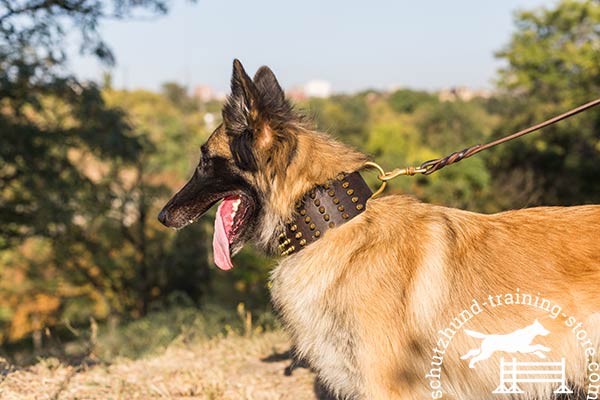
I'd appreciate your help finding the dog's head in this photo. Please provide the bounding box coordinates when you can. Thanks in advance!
[532,319,550,336]
[158,60,368,269]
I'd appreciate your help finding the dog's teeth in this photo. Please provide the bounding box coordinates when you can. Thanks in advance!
[232,199,241,212]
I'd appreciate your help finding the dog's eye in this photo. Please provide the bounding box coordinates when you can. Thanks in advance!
[198,146,210,170]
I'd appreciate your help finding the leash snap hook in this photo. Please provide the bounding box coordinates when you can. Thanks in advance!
[363,161,388,199]
[363,161,430,198]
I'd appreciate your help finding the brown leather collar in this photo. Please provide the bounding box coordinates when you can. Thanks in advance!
[278,171,372,256]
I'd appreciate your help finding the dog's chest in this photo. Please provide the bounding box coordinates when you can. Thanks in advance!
[270,258,363,398]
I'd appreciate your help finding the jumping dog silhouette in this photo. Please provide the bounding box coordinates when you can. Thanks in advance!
[461,320,551,368]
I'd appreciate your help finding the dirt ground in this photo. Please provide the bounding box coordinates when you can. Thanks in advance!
[0,331,327,400]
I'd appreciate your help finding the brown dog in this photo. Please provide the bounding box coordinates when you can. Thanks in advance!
[159,60,600,399]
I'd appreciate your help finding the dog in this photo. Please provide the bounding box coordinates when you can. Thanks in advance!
[461,319,551,368]
[158,60,600,399]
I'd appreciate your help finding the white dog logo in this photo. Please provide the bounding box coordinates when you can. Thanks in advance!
[461,320,551,368]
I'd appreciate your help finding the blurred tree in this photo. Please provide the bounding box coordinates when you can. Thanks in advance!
[364,96,496,211]
[490,0,600,207]
[0,0,174,246]
[306,95,370,147]
[161,82,199,112]
[0,0,180,342]
[102,89,211,316]
[388,89,436,114]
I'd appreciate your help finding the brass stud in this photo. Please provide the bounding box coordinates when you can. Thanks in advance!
[305,216,311,223]
[290,225,297,232]
[318,206,325,214]
[327,189,335,197]
[281,245,296,256]
[278,232,286,240]
[351,196,358,203]
[295,202,302,209]
[356,204,364,210]
[329,222,335,228]
[338,205,345,212]
[314,230,321,237]
[324,183,330,189]
[346,189,354,195]
[342,182,350,188]
[342,213,349,219]
[295,232,302,239]
[336,174,344,181]
[324,214,330,221]
[333,198,340,204]
[314,199,320,206]
[300,209,306,216]
[299,239,307,246]
[309,191,316,199]
[309,223,316,230]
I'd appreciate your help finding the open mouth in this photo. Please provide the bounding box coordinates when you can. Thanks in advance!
[212,194,254,270]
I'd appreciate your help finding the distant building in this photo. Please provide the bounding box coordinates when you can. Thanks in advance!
[304,80,332,98]
[287,80,332,100]
[287,85,307,101]
[438,86,492,102]
[193,85,226,102]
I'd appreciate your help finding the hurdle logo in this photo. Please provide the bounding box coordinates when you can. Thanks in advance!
[461,320,551,368]
[461,320,573,395]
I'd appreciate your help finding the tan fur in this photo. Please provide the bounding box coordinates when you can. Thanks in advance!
[197,77,600,398]
[255,128,600,399]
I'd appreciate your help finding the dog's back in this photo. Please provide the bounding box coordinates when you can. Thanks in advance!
[272,195,600,399]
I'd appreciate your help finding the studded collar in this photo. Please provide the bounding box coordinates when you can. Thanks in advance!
[278,171,373,256]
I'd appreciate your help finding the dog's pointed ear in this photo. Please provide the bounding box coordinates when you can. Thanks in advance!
[253,66,285,107]
[223,59,262,171]
[223,60,296,172]
[224,59,260,130]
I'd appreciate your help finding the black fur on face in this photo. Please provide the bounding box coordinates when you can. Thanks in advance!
[158,60,301,252]
[159,149,261,254]
[230,128,258,172]
[222,59,299,174]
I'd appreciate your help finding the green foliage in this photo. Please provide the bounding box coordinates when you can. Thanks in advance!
[94,303,279,360]
[0,0,189,343]
[1,0,598,360]
[491,0,600,207]
[161,82,200,113]
[305,95,370,146]
[388,89,436,114]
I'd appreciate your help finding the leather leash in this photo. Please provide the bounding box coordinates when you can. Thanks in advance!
[365,97,600,198]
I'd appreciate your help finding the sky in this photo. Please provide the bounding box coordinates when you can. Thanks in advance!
[69,0,554,94]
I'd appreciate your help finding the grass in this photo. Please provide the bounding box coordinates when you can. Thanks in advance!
[0,305,323,399]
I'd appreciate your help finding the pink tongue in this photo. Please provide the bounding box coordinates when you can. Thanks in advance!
[213,199,235,270]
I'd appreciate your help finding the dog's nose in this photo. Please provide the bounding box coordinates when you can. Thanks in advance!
[158,209,169,226]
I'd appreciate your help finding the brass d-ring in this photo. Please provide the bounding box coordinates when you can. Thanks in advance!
[362,161,388,199]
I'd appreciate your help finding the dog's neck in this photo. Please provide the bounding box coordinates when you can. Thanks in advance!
[277,170,372,256]
[255,130,371,255]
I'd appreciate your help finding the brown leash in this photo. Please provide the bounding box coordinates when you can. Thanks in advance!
[365,97,600,198]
